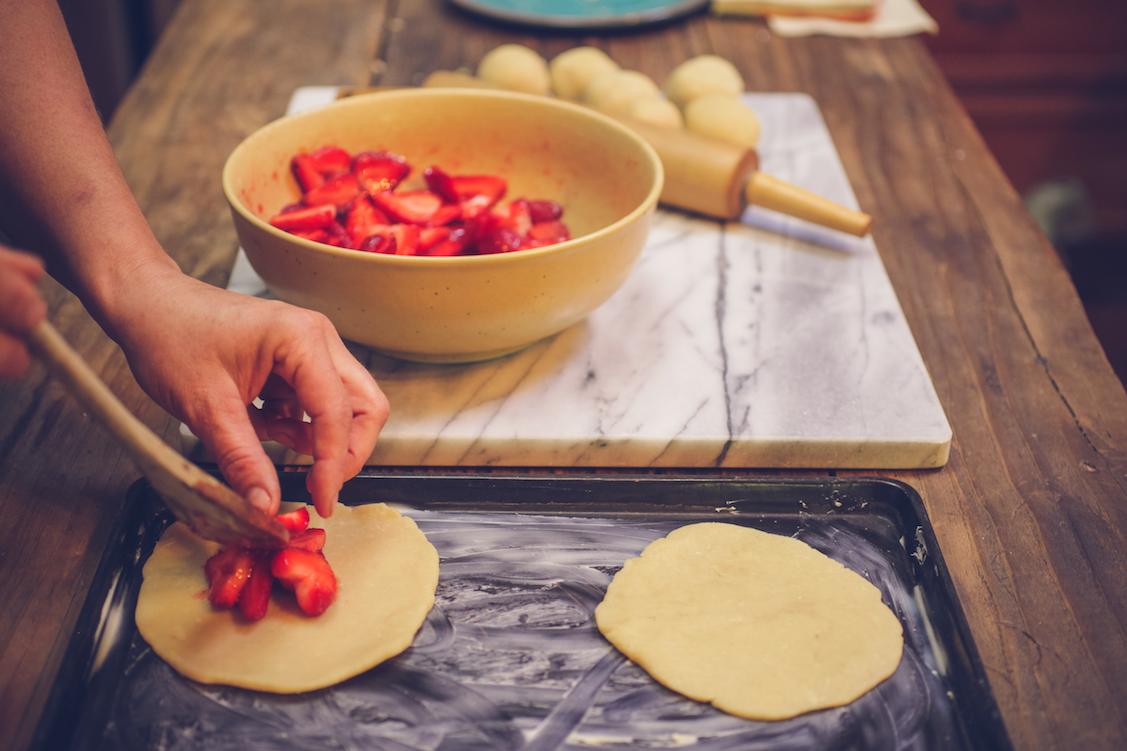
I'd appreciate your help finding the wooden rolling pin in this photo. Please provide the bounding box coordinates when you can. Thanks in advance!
[418,71,872,237]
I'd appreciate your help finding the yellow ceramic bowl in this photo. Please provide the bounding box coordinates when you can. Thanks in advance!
[223,88,663,363]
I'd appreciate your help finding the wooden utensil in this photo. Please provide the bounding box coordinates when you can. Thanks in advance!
[416,71,872,236]
[27,321,289,549]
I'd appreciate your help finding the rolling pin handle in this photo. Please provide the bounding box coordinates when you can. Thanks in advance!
[745,172,872,237]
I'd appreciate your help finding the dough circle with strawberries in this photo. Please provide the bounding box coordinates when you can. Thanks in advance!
[136,503,439,693]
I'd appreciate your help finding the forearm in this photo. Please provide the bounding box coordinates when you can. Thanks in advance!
[0,0,179,335]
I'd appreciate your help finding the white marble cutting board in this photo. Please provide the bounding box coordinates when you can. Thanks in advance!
[216,86,951,469]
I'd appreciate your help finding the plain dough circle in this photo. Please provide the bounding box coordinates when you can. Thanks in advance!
[595,522,904,721]
[684,94,762,149]
[136,503,439,693]
[549,46,619,100]
[627,97,684,129]
[583,69,660,117]
[477,44,551,96]
[665,55,745,108]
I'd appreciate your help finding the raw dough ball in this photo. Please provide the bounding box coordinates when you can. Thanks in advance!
[626,97,684,129]
[136,503,439,693]
[684,94,762,149]
[665,54,745,108]
[477,44,551,96]
[549,46,619,100]
[595,522,904,721]
[583,70,661,117]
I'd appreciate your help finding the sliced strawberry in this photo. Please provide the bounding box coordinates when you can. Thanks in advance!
[276,506,310,533]
[528,220,571,245]
[477,227,522,255]
[205,548,254,609]
[526,199,563,223]
[360,233,395,254]
[269,204,335,232]
[309,145,351,177]
[453,175,507,219]
[373,190,443,225]
[302,173,359,209]
[291,154,325,192]
[418,226,450,253]
[424,227,470,257]
[291,228,329,243]
[423,165,459,203]
[345,196,392,246]
[428,203,462,227]
[353,150,410,193]
[323,222,351,247]
[289,527,326,552]
[237,552,274,622]
[279,201,306,214]
[272,548,338,617]
[504,199,533,237]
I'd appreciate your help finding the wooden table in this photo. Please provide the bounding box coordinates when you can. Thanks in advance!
[2,1,1124,748]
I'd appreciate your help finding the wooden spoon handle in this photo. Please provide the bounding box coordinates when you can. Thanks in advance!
[26,320,173,466]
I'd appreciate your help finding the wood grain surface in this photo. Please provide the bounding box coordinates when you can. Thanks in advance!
[1,1,1124,749]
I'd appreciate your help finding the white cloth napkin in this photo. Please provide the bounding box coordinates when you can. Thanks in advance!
[766,0,938,37]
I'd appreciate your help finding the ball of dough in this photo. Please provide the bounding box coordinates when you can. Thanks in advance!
[684,94,761,149]
[477,44,551,96]
[549,46,619,100]
[583,70,660,117]
[665,55,745,108]
[626,97,684,129]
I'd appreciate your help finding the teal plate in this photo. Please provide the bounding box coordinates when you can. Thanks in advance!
[449,0,709,28]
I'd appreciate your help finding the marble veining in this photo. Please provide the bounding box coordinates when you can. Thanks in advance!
[214,87,950,469]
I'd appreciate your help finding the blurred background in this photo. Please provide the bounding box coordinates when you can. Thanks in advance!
[60,0,1127,384]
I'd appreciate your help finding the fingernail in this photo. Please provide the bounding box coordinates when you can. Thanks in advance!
[247,487,272,513]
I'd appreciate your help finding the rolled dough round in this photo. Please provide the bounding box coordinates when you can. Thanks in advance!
[595,522,904,720]
[136,503,439,693]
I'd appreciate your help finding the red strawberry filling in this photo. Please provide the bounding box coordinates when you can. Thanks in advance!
[203,506,339,621]
[268,146,571,256]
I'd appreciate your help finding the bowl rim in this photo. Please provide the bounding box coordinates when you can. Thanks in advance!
[222,88,664,266]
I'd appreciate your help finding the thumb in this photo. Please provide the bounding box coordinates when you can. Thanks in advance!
[189,396,282,516]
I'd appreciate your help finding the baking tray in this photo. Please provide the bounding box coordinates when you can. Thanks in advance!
[32,473,1010,750]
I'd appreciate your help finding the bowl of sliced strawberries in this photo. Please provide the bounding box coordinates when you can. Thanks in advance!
[223,88,662,362]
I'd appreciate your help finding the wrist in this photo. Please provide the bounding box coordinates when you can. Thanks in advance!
[87,249,184,344]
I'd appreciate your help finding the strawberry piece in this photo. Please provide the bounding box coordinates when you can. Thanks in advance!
[478,227,522,255]
[423,165,459,203]
[428,204,462,227]
[353,150,410,193]
[323,222,351,247]
[345,196,392,246]
[289,527,326,552]
[279,201,306,214]
[276,506,310,533]
[237,552,274,622]
[372,190,443,225]
[418,226,450,253]
[424,227,470,257]
[204,548,254,609]
[291,154,325,193]
[526,199,563,223]
[291,228,329,243]
[272,548,338,617]
[269,204,335,232]
[528,220,571,245]
[504,199,533,237]
[309,145,351,177]
[302,173,359,209]
[453,175,507,219]
[360,233,395,254]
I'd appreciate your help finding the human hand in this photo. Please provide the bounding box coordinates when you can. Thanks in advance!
[0,245,47,378]
[108,266,388,518]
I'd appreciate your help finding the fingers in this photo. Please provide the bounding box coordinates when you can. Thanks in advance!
[0,246,45,282]
[269,312,353,517]
[0,331,32,379]
[0,257,47,334]
[322,330,389,480]
[189,392,283,516]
